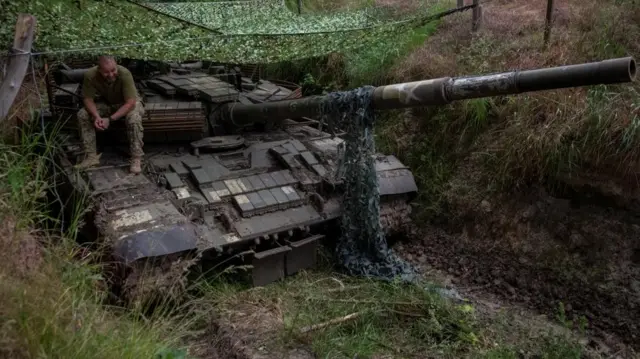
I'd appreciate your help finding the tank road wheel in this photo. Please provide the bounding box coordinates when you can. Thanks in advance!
[379,197,413,240]
[122,253,200,311]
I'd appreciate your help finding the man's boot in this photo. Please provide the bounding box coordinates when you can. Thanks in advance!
[130,156,142,174]
[75,152,101,170]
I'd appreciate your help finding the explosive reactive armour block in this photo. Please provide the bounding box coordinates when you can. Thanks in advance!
[164,172,184,189]
[251,246,292,286]
[285,234,323,276]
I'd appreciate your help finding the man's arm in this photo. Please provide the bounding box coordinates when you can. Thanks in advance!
[109,69,137,121]
[82,73,100,120]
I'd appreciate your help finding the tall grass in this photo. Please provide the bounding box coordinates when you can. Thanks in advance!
[373,0,640,220]
[0,112,201,358]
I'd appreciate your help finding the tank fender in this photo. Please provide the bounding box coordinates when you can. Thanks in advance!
[375,155,418,196]
[113,223,199,265]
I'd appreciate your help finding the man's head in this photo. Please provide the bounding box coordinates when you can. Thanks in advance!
[97,56,118,83]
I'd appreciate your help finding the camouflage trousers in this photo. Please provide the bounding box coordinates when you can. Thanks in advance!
[76,101,145,158]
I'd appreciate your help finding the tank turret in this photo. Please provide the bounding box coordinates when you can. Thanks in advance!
[220,57,636,126]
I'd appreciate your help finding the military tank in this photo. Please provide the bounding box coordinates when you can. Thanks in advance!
[44,56,636,305]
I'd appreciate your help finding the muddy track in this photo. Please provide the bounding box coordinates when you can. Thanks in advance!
[396,189,640,355]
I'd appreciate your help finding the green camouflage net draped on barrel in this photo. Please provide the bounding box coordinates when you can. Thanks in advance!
[320,86,417,281]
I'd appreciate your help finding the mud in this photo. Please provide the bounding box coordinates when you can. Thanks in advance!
[396,185,640,356]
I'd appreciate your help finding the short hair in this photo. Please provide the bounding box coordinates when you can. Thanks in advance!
[97,55,116,68]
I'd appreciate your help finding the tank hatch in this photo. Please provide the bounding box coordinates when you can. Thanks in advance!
[191,135,245,155]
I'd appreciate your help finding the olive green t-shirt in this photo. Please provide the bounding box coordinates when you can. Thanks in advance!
[81,65,138,105]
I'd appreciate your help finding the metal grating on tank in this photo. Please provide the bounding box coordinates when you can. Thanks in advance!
[87,166,153,194]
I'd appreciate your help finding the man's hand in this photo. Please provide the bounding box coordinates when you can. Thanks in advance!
[93,117,110,130]
[93,117,104,130]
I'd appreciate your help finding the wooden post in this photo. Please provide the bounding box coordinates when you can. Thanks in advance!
[0,14,37,122]
[457,0,463,7]
[297,0,302,14]
[472,0,482,32]
[543,0,554,47]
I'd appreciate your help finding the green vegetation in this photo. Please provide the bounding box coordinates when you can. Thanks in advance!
[0,118,200,358]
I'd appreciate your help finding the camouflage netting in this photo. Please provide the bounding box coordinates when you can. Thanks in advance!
[0,0,444,64]
[137,0,382,34]
[321,86,417,281]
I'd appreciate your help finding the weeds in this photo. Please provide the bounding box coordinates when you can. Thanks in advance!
[0,114,200,358]
[203,270,479,358]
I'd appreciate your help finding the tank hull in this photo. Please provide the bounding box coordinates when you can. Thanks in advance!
[55,125,417,302]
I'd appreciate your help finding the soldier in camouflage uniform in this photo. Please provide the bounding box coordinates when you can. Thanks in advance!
[76,56,145,174]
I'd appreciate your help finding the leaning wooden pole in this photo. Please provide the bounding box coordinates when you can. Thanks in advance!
[0,14,37,122]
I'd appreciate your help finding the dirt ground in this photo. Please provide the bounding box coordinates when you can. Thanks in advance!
[395,183,640,358]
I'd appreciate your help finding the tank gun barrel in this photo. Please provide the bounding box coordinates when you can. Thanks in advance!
[222,57,636,124]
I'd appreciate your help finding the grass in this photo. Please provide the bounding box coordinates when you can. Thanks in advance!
[199,268,589,359]
[0,112,203,358]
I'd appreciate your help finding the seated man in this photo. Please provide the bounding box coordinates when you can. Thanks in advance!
[76,55,145,174]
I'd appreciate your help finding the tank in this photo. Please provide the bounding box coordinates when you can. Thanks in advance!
[44,56,636,305]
